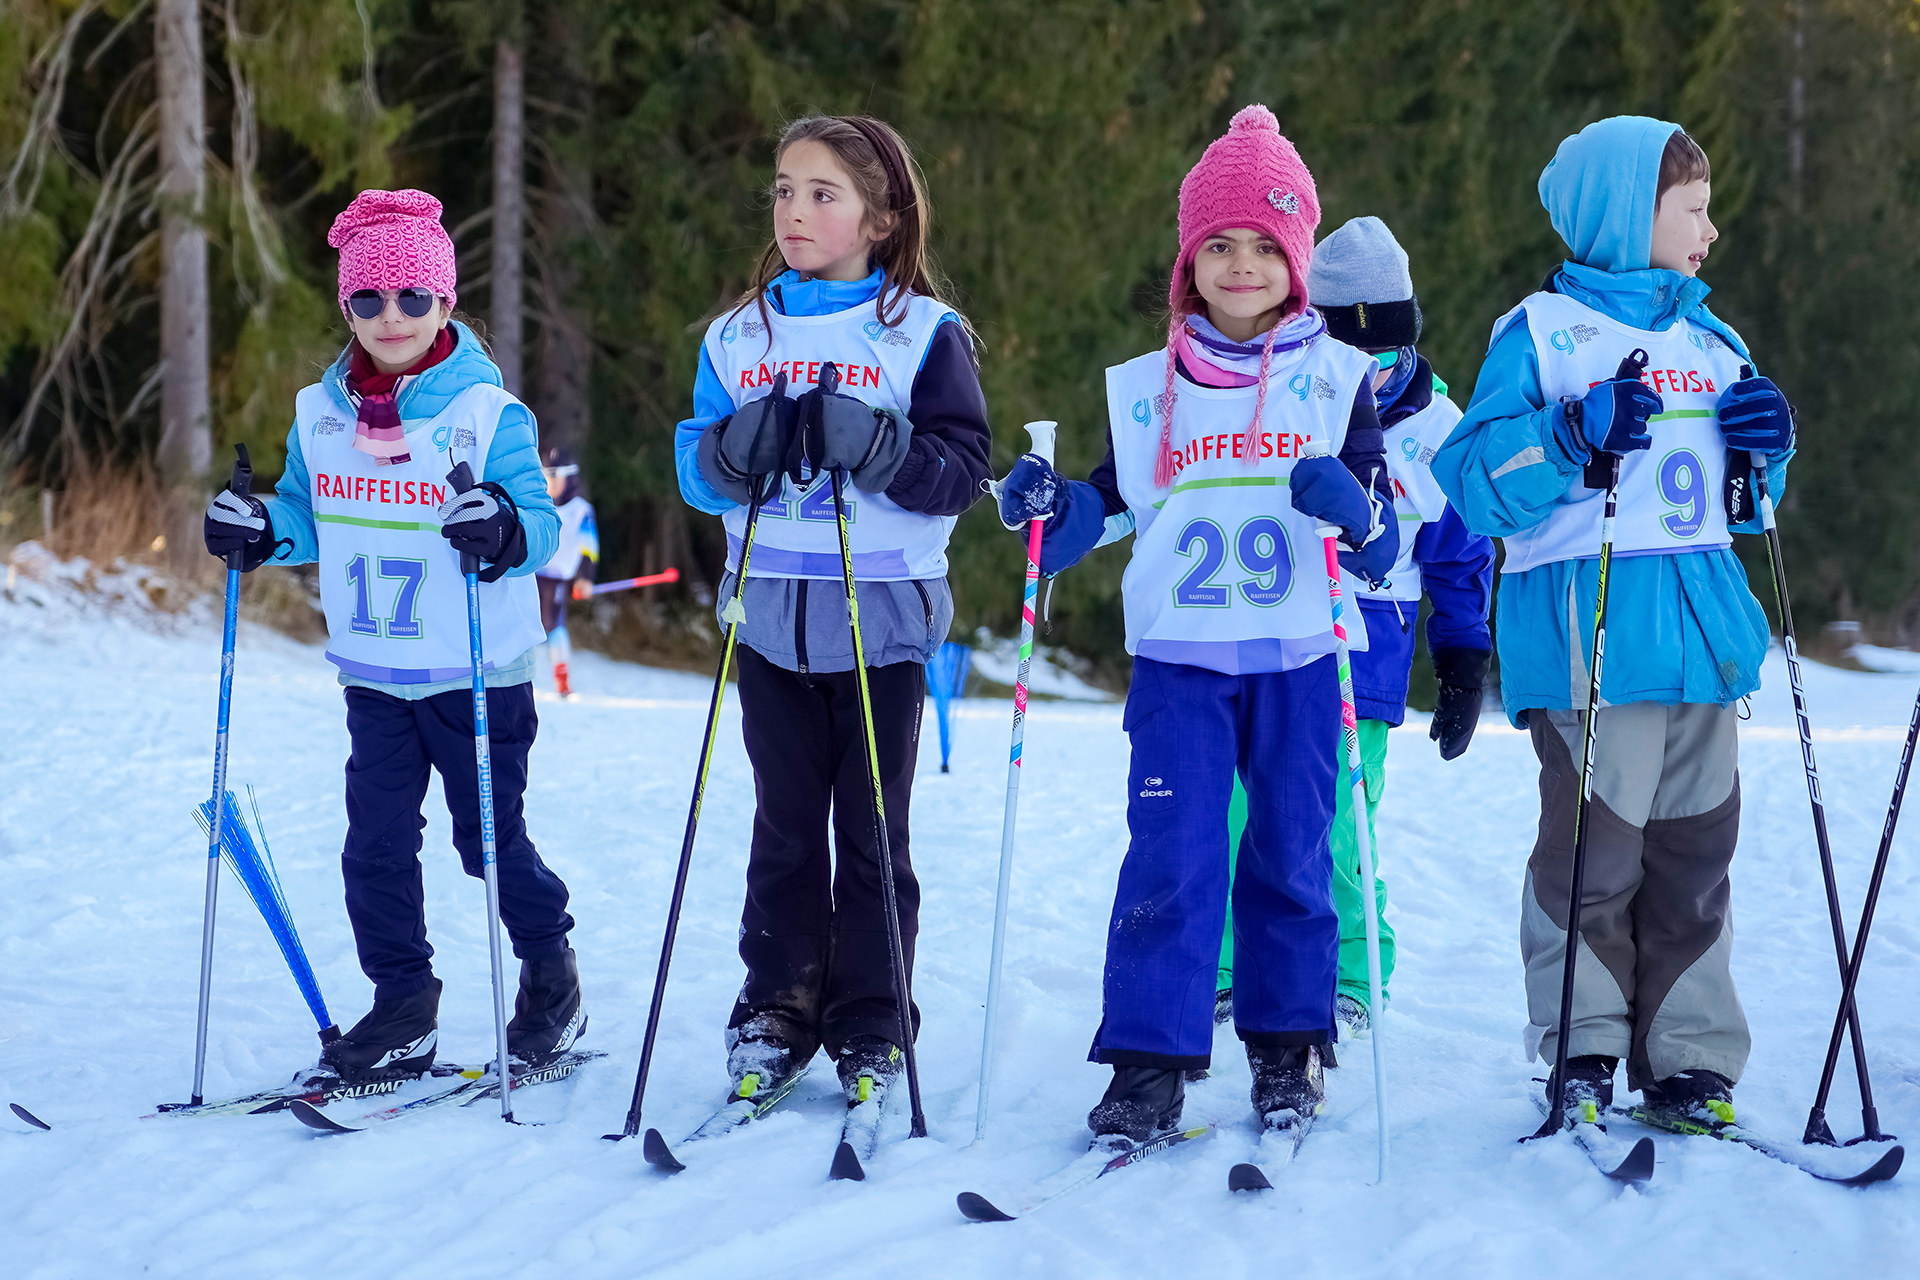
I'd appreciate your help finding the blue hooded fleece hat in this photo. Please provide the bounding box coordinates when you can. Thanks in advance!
[1538,116,1684,273]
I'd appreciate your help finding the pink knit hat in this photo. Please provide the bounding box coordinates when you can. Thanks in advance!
[1153,106,1322,487]
[327,189,458,310]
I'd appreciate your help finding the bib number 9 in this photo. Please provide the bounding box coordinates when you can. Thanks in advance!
[1657,448,1707,538]
[1172,517,1295,608]
[346,554,428,639]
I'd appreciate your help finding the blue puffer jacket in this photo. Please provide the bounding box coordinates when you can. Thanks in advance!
[263,321,558,697]
[1432,116,1793,725]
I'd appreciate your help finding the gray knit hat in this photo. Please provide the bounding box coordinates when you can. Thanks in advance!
[1309,216,1422,350]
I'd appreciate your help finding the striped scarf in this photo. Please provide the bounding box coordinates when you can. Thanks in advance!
[345,328,455,466]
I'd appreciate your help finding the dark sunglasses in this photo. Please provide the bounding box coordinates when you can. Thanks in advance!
[347,287,439,320]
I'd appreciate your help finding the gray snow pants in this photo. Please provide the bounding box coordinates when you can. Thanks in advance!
[1521,702,1751,1092]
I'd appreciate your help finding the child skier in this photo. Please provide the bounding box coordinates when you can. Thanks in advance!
[1215,216,1495,1044]
[673,116,991,1114]
[535,444,598,698]
[997,106,1398,1144]
[1433,118,1794,1121]
[202,188,584,1083]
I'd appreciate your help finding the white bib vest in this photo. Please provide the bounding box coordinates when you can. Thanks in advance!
[704,293,959,581]
[1341,388,1463,605]
[1106,334,1375,675]
[1497,291,1744,575]
[296,381,545,684]
[540,495,596,579]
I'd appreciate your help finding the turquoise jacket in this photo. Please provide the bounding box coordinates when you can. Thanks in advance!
[263,321,558,699]
[1432,116,1793,725]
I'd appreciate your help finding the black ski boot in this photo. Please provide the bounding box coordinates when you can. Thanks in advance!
[1248,1044,1325,1131]
[724,1016,808,1102]
[321,978,441,1084]
[1546,1054,1618,1125]
[1642,1068,1735,1125]
[506,947,585,1069]
[836,1035,903,1108]
[1213,988,1234,1026]
[1088,1066,1185,1145]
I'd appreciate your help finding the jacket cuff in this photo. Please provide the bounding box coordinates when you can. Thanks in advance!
[1431,646,1491,690]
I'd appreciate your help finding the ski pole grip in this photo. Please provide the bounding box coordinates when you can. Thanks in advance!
[1735,368,1766,475]
[446,462,481,577]
[229,444,253,498]
[1023,420,1058,468]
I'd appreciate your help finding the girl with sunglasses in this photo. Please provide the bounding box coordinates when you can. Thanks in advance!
[201,188,586,1086]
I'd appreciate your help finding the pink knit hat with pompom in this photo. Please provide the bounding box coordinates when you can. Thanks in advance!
[1153,106,1322,487]
[327,189,458,310]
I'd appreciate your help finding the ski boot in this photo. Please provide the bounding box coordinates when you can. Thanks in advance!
[1213,988,1234,1026]
[1641,1068,1735,1126]
[836,1036,903,1109]
[1088,1065,1185,1146]
[321,978,441,1084]
[1248,1044,1325,1133]
[724,1016,808,1104]
[506,947,585,1069]
[554,662,574,699]
[1335,994,1370,1042]
[1544,1054,1618,1126]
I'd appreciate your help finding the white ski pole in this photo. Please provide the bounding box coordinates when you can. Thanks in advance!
[974,420,1057,1141]
[1301,438,1388,1182]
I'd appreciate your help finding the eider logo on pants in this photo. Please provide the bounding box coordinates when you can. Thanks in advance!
[1138,775,1173,798]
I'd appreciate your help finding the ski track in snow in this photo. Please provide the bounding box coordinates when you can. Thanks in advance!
[4,566,1920,1278]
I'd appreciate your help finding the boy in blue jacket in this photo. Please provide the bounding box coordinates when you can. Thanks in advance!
[1433,119,1795,1122]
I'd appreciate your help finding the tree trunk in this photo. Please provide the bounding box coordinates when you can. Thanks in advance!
[154,0,209,487]
[531,6,594,457]
[492,38,525,396]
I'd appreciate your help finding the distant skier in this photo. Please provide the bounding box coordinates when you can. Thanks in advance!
[1213,217,1495,1045]
[674,115,990,1126]
[996,107,1397,1147]
[535,445,598,699]
[1434,119,1795,1124]
[201,188,585,1085]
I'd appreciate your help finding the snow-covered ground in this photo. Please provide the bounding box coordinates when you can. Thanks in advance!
[5,552,1920,1278]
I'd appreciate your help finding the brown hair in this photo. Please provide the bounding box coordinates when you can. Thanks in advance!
[730,115,972,346]
[1657,131,1712,207]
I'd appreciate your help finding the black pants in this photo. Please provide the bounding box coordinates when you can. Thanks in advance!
[341,683,575,1000]
[730,645,924,1060]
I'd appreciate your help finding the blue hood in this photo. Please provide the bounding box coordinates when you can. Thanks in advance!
[1539,116,1682,273]
[321,320,504,425]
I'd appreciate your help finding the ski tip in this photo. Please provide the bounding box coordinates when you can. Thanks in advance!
[641,1128,686,1173]
[288,1099,357,1134]
[10,1103,50,1131]
[828,1141,867,1182]
[1610,1136,1657,1187]
[956,1191,1015,1222]
[1227,1162,1272,1192]
[1834,1144,1903,1187]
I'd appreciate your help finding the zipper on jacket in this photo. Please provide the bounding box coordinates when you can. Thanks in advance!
[912,580,936,641]
[794,579,810,682]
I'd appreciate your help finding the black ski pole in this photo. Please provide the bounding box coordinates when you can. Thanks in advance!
[820,364,927,1140]
[1528,349,1644,1141]
[605,436,782,1142]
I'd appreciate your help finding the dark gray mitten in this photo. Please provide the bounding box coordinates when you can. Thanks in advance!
[697,372,799,504]
[1428,647,1491,761]
[802,362,912,494]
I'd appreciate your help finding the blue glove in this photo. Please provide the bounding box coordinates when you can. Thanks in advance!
[1717,375,1793,453]
[1290,456,1397,587]
[1578,374,1661,455]
[997,453,1064,529]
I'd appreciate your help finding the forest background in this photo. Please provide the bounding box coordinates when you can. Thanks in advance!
[4,0,1918,693]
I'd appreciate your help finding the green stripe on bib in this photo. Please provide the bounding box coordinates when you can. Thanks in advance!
[317,513,442,532]
[1151,474,1292,510]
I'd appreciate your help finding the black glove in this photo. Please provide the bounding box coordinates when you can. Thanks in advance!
[204,488,275,573]
[698,372,800,505]
[1428,647,1490,760]
[437,481,526,583]
[797,362,912,493]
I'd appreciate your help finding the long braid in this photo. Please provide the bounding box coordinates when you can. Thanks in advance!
[1152,313,1183,488]
[1241,320,1281,467]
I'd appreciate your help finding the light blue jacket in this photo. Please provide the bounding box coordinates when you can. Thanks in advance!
[1433,116,1793,725]
[263,321,558,698]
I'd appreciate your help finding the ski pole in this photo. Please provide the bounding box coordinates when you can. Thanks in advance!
[1530,348,1646,1142]
[604,479,772,1141]
[591,567,680,596]
[188,444,254,1107]
[820,365,927,1139]
[1300,438,1389,1182]
[447,461,517,1123]
[974,419,1057,1142]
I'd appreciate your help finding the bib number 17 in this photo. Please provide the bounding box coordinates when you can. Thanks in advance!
[346,555,428,639]
[1172,516,1294,607]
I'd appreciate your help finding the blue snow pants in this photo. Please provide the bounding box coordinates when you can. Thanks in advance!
[1090,655,1340,1069]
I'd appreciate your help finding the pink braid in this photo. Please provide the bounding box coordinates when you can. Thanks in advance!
[1240,321,1280,467]
[1152,313,1183,488]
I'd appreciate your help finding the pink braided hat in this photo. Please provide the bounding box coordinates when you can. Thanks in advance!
[1154,106,1322,487]
[327,189,458,310]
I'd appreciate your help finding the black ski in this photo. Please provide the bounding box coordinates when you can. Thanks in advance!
[957,1125,1213,1222]
[829,1087,887,1182]
[642,1065,813,1174]
[1228,1107,1319,1192]
[1532,1095,1656,1188]
[289,1050,603,1134]
[1613,1104,1902,1187]
[11,1102,51,1130]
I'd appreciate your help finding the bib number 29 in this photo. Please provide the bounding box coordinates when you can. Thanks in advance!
[346,555,427,639]
[1172,517,1294,607]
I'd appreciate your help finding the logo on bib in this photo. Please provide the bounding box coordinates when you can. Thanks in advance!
[315,415,349,436]
[742,320,767,341]
[862,319,912,347]
[451,427,477,449]
[1687,330,1727,354]
[1401,438,1420,461]
[1132,398,1152,426]
[721,322,738,344]
[1551,324,1601,354]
